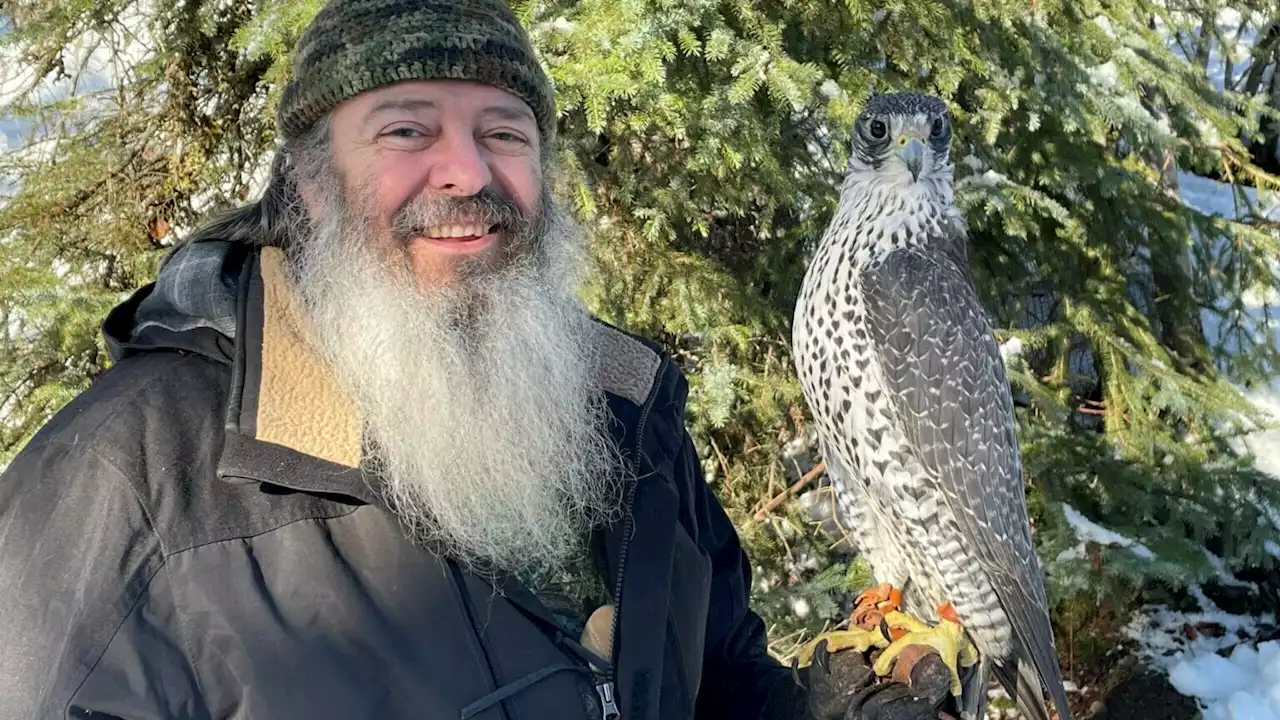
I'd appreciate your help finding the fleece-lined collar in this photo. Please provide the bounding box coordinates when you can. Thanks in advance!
[236,247,363,467]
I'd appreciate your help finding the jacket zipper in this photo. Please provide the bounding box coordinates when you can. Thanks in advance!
[595,366,658,720]
[595,680,620,720]
[595,472,635,720]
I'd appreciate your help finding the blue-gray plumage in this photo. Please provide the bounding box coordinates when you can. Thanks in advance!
[792,91,1071,720]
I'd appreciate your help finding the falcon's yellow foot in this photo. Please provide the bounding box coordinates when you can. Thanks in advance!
[871,605,980,698]
[791,625,891,668]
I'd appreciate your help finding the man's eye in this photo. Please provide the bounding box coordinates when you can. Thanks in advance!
[379,125,432,149]
[487,131,528,145]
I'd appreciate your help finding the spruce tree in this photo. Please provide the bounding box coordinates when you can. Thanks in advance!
[1,0,276,454]
[3,0,1279,679]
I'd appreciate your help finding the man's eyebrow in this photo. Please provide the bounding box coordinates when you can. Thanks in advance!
[480,104,536,125]
[362,98,438,127]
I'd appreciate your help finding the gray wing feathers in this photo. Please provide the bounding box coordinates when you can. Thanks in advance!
[993,655,1053,720]
[860,248,1069,720]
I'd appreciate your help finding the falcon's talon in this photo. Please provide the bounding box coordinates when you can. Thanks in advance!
[792,626,891,668]
[878,616,910,643]
[813,639,831,673]
[871,610,979,698]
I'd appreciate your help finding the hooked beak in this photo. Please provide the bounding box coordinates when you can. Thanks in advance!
[900,137,925,181]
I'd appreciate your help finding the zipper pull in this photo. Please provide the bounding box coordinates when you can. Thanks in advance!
[596,680,620,720]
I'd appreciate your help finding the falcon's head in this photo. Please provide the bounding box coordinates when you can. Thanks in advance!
[846,91,953,194]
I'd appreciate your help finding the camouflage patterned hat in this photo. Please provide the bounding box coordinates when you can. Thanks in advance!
[275,0,556,150]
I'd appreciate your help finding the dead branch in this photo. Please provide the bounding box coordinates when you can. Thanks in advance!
[754,461,826,521]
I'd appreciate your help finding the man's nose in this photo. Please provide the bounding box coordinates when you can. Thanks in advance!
[425,132,491,197]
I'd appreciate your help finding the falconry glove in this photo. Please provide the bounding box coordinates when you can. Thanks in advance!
[803,637,956,720]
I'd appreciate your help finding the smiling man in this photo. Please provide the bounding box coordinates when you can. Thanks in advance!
[0,1,951,719]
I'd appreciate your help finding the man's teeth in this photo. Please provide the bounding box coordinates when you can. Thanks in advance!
[425,223,493,239]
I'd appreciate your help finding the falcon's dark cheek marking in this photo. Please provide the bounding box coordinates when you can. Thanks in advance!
[855,145,890,169]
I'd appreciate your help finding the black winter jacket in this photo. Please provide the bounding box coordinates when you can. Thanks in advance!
[0,242,798,720]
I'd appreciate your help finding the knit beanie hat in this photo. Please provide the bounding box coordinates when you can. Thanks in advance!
[275,0,556,151]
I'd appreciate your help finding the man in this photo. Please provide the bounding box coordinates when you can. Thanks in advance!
[0,1,951,718]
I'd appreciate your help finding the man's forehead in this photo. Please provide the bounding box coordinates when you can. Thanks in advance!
[356,81,536,123]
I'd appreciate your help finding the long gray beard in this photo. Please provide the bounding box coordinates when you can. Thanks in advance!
[284,176,623,580]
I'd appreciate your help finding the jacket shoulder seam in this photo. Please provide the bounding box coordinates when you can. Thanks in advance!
[87,443,170,556]
[63,456,167,715]
[66,559,169,716]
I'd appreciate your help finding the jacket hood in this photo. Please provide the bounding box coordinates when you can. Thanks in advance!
[103,239,250,365]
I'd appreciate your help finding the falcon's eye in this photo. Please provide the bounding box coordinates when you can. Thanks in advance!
[869,120,888,139]
[930,117,946,138]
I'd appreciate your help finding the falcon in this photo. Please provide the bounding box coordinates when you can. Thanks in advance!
[790,91,1071,720]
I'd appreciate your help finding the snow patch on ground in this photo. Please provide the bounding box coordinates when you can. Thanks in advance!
[1126,601,1275,673]
[1127,582,1279,719]
[1179,171,1280,225]
[1169,641,1280,719]
[1119,193,1280,711]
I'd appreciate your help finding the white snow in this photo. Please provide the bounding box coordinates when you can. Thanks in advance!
[1203,547,1256,590]
[1179,171,1280,486]
[529,16,575,39]
[1057,503,1156,561]
[998,337,1024,364]
[1179,170,1280,578]
[790,597,811,619]
[1127,564,1279,719]
[1179,171,1280,224]
[956,169,1009,190]
[1169,641,1280,719]
[1125,599,1275,673]
[1093,15,1117,39]
[1,2,157,208]
[1084,55,1174,139]
[818,79,843,100]
[235,4,282,59]
[1,2,154,113]
[1089,61,1121,87]
[1154,8,1272,94]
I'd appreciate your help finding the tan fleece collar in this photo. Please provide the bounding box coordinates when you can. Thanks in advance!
[247,246,663,470]
[255,246,363,468]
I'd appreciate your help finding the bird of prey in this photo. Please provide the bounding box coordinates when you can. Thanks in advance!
[790,91,1071,720]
